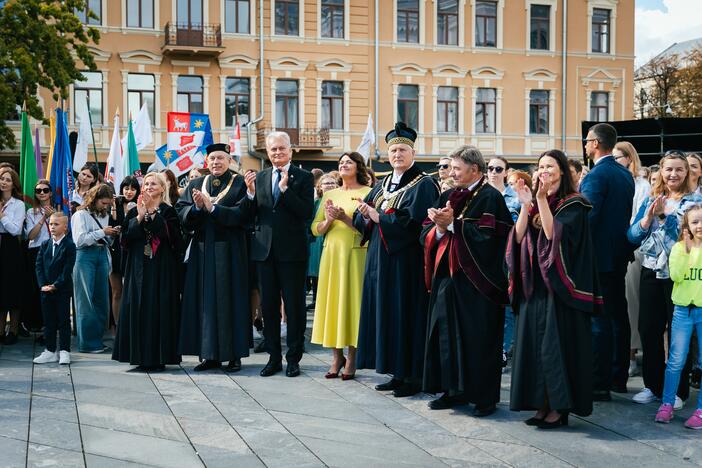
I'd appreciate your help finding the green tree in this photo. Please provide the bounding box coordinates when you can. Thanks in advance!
[0,0,100,149]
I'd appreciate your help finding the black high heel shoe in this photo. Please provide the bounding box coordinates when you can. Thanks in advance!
[537,411,569,429]
[524,416,545,426]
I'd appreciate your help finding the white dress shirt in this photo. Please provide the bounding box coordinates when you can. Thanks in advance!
[71,209,110,248]
[25,208,51,249]
[0,197,25,236]
[52,234,66,256]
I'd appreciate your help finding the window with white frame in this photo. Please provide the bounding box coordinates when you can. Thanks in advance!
[276,80,299,129]
[397,0,419,44]
[321,81,343,129]
[397,84,419,130]
[127,73,155,123]
[529,90,549,134]
[530,4,550,50]
[225,77,250,126]
[224,0,250,34]
[437,86,458,133]
[590,91,609,122]
[591,8,610,53]
[276,0,300,36]
[437,0,458,46]
[475,88,496,134]
[76,0,102,25]
[126,0,153,28]
[74,71,103,125]
[475,0,497,47]
[321,0,344,39]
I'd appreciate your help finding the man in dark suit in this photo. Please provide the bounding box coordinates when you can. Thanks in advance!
[581,123,635,400]
[33,212,76,365]
[243,131,314,377]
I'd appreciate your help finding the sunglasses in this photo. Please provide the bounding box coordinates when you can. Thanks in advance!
[436,164,449,170]
[487,166,505,174]
[35,187,51,194]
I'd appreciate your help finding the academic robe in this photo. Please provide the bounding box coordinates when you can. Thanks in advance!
[176,170,252,362]
[421,180,513,407]
[354,164,440,382]
[506,194,601,417]
[112,204,182,366]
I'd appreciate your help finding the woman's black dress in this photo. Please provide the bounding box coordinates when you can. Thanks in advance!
[112,204,182,367]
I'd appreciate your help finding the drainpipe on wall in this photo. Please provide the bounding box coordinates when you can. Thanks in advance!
[561,0,568,153]
[246,0,266,168]
[374,0,379,166]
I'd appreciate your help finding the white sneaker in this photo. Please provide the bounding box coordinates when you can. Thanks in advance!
[633,388,658,404]
[280,321,287,338]
[674,395,685,410]
[252,326,262,340]
[33,350,58,364]
[59,351,71,365]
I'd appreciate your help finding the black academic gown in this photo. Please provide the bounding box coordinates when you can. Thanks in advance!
[176,170,252,362]
[354,164,440,382]
[112,203,182,367]
[506,195,600,417]
[421,181,513,407]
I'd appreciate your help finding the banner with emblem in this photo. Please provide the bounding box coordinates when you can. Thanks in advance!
[165,112,214,176]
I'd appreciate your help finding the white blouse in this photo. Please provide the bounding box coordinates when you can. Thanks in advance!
[24,208,51,249]
[0,197,26,236]
[71,209,111,249]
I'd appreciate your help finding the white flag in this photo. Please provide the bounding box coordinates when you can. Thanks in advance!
[73,98,93,172]
[105,113,124,190]
[121,103,153,151]
[356,113,375,164]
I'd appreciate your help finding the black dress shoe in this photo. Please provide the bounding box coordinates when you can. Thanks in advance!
[428,394,466,410]
[592,390,612,401]
[473,404,497,417]
[537,412,569,429]
[224,358,242,373]
[392,383,420,398]
[194,360,221,372]
[260,361,282,377]
[286,362,301,377]
[375,378,402,391]
[524,416,545,426]
[253,339,267,354]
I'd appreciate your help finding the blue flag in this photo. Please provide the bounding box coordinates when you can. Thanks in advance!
[49,109,75,214]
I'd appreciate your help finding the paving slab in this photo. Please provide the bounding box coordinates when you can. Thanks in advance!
[26,443,84,468]
[0,434,28,468]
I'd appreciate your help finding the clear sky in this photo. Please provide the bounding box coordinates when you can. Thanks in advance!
[635,0,701,67]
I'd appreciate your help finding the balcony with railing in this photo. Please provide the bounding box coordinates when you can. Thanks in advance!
[162,22,225,56]
[255,127,332,151]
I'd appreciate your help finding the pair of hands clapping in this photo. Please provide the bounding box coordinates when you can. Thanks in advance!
[357,200,380,223]
[514,171,554,206]
[427,202,454,233]
[243,168,290,196]
[191,188,213,212]
[325,199,348,222]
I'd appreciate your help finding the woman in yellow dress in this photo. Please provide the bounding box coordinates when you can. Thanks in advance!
[311,152,372,380]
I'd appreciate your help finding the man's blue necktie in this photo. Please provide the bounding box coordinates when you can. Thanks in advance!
[273,169,281,203]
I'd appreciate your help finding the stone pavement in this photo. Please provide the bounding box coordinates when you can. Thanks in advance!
[1,328,702,468]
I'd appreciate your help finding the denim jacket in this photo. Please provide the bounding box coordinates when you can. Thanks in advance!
[627,193,702,279]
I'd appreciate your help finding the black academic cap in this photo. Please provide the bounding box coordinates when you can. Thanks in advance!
[206,143,231,155]
[385,122,417,148]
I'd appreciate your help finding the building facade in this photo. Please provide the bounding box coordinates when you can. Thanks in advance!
[7,0,635,169]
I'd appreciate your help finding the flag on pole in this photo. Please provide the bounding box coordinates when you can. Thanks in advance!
[19,111,38,207]
[34,127,43,178]
[165,112,213,176]
[45,112,56,179]
[132,103,153,150]
[123,118,142,181]
[49,109,74,214]
[356,113,375,164]
[73,97,92,172]
[229,123,242,162]
[105,111,124,190]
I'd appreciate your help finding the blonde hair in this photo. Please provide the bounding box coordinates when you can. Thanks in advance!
[614,141,642,178]
[678,204,702,241]
[143,172,171,205]
[652,154,690,197]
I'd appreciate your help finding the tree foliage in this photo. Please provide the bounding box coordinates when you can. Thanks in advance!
[635,48,702,119]
[0,0,99,149]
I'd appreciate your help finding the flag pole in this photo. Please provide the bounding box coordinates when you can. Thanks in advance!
[85,94,100,174]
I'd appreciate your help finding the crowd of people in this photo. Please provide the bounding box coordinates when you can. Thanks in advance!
[2,120,702,430]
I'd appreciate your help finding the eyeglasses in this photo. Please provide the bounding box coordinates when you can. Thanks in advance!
[614,155,628,161]
[436,164,449,170]
[584,138,599,143]
[487,166,505,174]
[35,187,51,194]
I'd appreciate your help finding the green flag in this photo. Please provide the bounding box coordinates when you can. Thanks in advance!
[19,111,38,207]
[123,119,141,179]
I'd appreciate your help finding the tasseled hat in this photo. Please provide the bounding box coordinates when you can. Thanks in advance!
[385,122,417,148]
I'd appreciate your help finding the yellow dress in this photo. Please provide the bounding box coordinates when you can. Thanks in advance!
[311,186,372,348]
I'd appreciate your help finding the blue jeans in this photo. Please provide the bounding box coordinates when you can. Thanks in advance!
[73,246,110,352]
[662,305,702,409]
[503,306,514,354]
